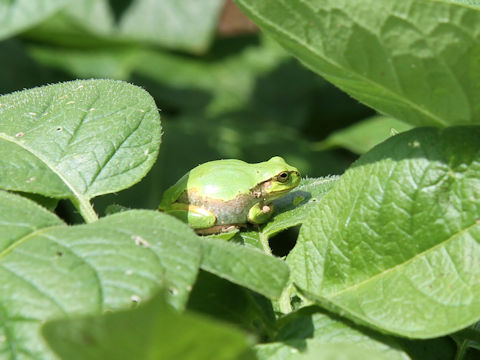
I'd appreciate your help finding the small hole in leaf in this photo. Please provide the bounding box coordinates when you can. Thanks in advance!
[269,226,300,257]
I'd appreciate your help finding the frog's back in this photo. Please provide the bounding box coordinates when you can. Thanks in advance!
[187,159,259,201]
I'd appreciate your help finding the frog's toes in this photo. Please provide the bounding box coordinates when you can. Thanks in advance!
[196,224,240,235]
[261,205,272,213]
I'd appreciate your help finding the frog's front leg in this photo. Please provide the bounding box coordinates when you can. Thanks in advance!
[164,203,216,229]
[247,202,274,224]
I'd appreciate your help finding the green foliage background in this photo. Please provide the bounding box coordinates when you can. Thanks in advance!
[1,0,480,359]
[1,0,368,222]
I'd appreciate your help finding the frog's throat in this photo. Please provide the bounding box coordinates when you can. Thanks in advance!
[264,188,293,201]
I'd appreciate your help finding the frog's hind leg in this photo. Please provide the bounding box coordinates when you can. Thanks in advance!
[164,203,216,229]
[195,224,243,235]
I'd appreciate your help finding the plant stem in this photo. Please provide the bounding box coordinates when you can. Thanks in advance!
[453,324,480,360]
[72,197,98,223]
[454,343,468,360]
[278,283,294,314]
[259,232,272,255]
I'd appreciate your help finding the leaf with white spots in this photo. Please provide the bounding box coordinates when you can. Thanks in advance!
[0,79,161,222]
[0,191,201,359]
[287,126,480,338]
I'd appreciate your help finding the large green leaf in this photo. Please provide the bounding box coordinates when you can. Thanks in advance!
[0,191,201,358]
[200,237,289,299]
[287,126,480,338]
[0,0,68,40]
[43,292,254,360]
[236,0,480,127]
[0,79,161,221]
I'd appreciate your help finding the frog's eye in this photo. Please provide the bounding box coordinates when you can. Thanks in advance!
[276,172,290,183]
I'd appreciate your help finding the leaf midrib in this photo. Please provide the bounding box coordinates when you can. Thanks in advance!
[238,0,449,127]
[324,220,479,299]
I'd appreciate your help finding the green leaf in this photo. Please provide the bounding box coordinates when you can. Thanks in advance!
[256,343,394,360]
[235,0,480,127]
[446,1,480,6]
[200,237,290,299]
[291,344,396,360]
[0,79,161,222]
[118,0,226,53]
[63,0,115,35]
[42,292,254,360]
[188,270,276,337]
[255,306,408,360]
[28,0,226,53]
[0,0,68,40]
[0,192,201,358]
[0,190,64,251]
[262,177,339,238]
[287,126,480,338]
[315,116,413,154]
[89,211,201,309]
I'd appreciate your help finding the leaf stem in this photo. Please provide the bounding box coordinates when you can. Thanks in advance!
[72,197,98,223]
[278,283,294,314]
[259,232,272,255]
[453,324,480,360]
[454,343,468,360]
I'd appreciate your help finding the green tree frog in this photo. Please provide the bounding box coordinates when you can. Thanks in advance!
[159,156,301,234]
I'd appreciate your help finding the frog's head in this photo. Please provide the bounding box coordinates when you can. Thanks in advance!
[260,156,301,201]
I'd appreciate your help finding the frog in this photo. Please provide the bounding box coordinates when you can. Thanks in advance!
[158,156,301,234]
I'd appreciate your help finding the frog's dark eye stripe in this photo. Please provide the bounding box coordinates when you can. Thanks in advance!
[276,172,290,183]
